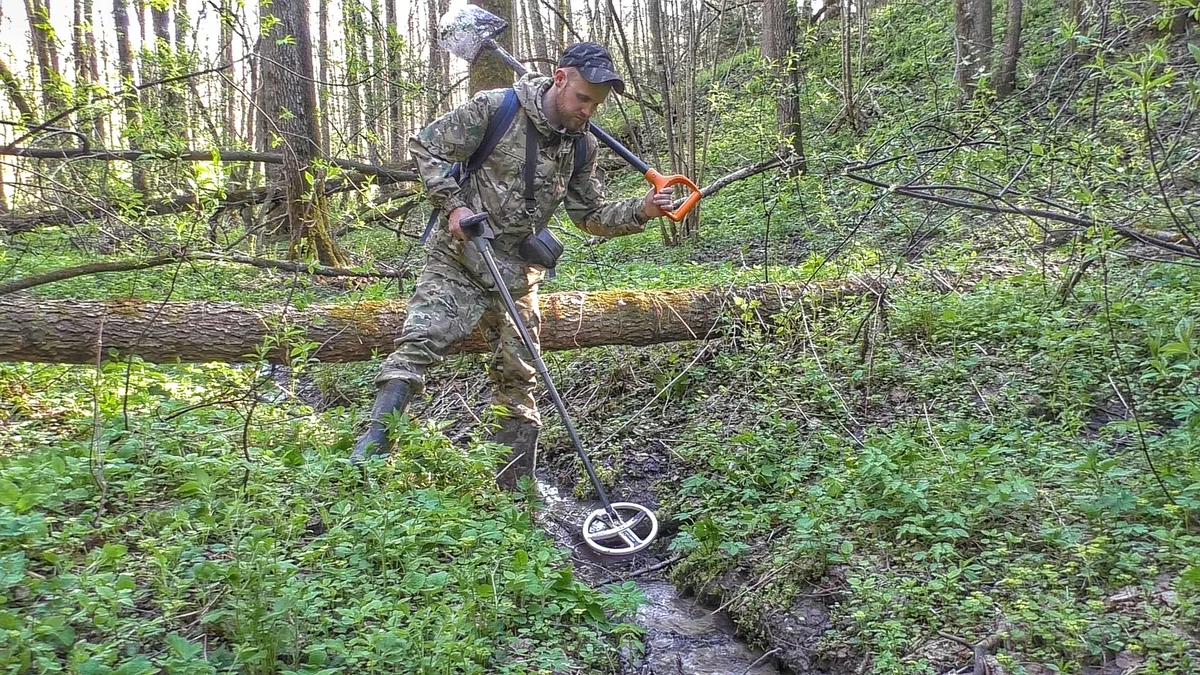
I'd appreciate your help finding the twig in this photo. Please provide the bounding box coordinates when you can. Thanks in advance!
[923,402,948,460]
[614,554,684,581]
[740,647,781,675]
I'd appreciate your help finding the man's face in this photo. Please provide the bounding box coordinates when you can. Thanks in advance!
[552,68,610,132]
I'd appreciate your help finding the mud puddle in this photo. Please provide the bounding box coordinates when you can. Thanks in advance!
[535,479,783,675]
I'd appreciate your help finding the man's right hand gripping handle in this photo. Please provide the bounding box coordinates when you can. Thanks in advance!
[448,206,474,241]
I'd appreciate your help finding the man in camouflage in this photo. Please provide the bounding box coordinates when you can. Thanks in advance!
[351,42,674,489]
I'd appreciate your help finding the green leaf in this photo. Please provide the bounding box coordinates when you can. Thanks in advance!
[113,657,154,675]
[100,543,128,562]
[0,479,19,506]
[167,633,205,660]
[1180,565,1200,590]
[0,552,25,589]
[78,659,114,675]
[1189,42,1200,66]
[425,571,449,590]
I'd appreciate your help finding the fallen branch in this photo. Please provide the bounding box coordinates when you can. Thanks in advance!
[0,252,411,296]
[2,146,417,184]
[0,277,879,364]
[695,155,788,200]
[842,168,1200,260]
[614,554,684,581]
[1,174,384,234]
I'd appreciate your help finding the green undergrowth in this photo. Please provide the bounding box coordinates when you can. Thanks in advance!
[586,260,1200,673]
[0,361,641,674]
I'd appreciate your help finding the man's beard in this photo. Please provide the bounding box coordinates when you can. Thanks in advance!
[551,93,584,132]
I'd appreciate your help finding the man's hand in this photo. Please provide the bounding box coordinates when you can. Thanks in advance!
[640,187,675,221]
[448,207,474,240]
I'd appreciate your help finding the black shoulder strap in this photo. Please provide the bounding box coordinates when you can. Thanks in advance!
[466,88,520,175]
[572,134,589,178]
[524,117,539,214]
[420,88,520,244]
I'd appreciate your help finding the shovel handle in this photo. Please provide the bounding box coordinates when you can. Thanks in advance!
[645,169,702,223]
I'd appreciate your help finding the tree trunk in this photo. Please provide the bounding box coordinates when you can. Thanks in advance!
[956,0,993,99]
[470,0,515,93]
[113,0,147,193]
[367,0,385,164]
[427,0,444,120]
[317,0,330,156]
[996,0,1022,97]
[647,0,687,245]
[386,0,404,161]
[1066,0,1082,56]
[0,57,37,124]
[954,0,975,98]
[343,1,365,157]
[972,0,994,82]
[0,279,878,364]
[26,0,62,114]
[840,0,856,129]
[258,0,351,267]
[762,0,807,172]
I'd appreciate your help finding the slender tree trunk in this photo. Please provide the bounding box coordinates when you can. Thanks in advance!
[135,0,147,44]
[113,0,147,193]
[427,0,444,120]
[26,0,62,113]
[973,0,994,81]
[367,0,385,164]
[386,0,404,161]
[1066,0,1082,56]
[762,0,806,171]
[954,0,975,99]
[647,0,682,244]
[470,0,515,93]
[317,0,330,156]
[525,0,549,62]
[996,0,1022,97]
[440,0,451,97]
[259,0,350,267]
[840,0,857,128]
[956,0,993,98]
[0,57,37,124]
[344,1,365,158]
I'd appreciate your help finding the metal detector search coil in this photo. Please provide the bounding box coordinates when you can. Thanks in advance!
[460,212,659,556]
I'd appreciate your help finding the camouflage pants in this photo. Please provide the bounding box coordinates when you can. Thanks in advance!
[377,253,542,425]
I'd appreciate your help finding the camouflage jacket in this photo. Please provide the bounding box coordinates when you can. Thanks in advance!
[409,73,648,292]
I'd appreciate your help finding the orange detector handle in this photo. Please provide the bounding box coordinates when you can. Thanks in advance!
[645,168,703,223]
[587,121,704,222]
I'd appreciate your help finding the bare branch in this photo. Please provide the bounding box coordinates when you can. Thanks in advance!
[0,252,411,296]
[0,146,417,183]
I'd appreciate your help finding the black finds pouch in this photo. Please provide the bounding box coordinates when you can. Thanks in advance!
[518,117,564,274]
[519,227,564,270]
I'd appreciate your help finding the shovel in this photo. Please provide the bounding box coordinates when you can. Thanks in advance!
[460,212,659,556]
[439,3,703,224]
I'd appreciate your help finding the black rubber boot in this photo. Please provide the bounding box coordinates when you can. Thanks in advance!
[350,380,414,464]
[494,418,540,491]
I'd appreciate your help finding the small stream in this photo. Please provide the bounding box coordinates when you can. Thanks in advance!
[536,480,784,675]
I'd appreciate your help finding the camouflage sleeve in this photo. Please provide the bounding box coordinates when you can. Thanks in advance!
[564,135,650,238]
[408,91,497,214]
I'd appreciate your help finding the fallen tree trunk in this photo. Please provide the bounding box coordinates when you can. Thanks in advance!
[2,147,418,184]
[0,277,880,364]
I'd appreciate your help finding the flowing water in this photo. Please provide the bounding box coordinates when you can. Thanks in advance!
[536,480,784,675]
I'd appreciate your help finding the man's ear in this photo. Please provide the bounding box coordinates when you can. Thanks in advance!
[553,68,568,86]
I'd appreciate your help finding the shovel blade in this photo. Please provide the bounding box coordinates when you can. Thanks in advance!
[439,3,509,62]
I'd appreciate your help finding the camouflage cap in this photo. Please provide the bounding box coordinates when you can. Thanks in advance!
[558,42,625,94]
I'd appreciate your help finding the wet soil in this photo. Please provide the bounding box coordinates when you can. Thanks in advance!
[533,479,786,675]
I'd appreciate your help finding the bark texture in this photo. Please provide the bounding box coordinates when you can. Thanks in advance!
[0,279,879,364]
